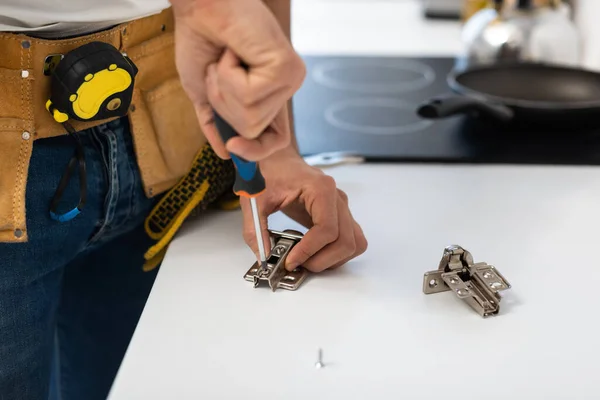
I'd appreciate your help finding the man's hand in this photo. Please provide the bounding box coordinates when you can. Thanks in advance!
[240,147,368,272]
[170,0,306,161]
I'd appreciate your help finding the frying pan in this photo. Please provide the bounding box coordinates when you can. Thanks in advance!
[417,63,600,126]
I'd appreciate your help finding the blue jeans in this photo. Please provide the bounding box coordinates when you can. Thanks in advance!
[0,117,160,400]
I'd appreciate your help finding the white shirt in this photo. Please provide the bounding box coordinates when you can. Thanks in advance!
[0,0,171,38]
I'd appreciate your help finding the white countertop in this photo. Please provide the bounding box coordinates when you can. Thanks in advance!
[110,164,600,400]
[109,2,600,399]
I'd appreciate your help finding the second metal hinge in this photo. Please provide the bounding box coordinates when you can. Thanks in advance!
[244,229,309,291]
[423,245,511,317]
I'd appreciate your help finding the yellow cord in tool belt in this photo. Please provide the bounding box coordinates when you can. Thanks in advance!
[143,143,237,271]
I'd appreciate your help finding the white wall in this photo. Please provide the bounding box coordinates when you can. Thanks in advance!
[573,0,600,70]
[291,0,600,71]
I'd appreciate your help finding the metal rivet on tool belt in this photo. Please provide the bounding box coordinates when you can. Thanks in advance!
[14,229,23,238]
[21,70,29,79]
[21,131,30,140]
[21,40,30,49]
[422,245,511,317]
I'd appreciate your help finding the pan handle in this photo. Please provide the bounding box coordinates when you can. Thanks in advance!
[417,95,514,122]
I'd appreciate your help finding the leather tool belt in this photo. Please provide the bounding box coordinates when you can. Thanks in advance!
[0,8,218,243]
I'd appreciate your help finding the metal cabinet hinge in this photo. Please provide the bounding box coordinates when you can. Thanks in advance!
[423,245,511,317]
[244,229,309,292]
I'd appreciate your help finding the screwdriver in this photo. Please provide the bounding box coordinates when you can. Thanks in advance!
[213,110,268,273]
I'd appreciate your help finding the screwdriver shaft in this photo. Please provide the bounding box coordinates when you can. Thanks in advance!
[250,197,268,271]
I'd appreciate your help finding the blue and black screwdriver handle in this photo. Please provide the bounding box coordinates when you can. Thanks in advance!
[212,112,266,199]
[211,60,266,199]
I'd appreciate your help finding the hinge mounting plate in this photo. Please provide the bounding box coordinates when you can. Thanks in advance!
[244,229,308,291]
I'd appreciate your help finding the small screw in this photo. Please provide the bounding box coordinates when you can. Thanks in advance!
[272,245,286,256]
[483,272,494,279]
[315,348,324,369]
[449,277,459,284]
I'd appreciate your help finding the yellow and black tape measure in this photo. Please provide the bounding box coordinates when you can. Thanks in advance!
[46,42,138,224]
[46,42,138,123]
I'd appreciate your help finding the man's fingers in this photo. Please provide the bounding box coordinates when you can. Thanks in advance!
[225,108,290,160]
[329,222,368,270]
[301,196,357,273]
[172,0,305,163]
[217,86,290,140]
[326,197,368,270]
[226,129,288,161]
[210,47,299,140]
[219,47,243,72]
[194,104,229,159]
[212,68,292,140]
[206,60,291,158]
[218,48,288,108]
[352,221,368,258]
[284,176,339,270]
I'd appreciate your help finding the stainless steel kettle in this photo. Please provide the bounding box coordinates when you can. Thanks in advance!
[459,0,581,69]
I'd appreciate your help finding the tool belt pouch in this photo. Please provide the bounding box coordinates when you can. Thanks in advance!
[0,9,210,242]
[0,60,35,241]
[0,118,31,242]
[126,30,208,198]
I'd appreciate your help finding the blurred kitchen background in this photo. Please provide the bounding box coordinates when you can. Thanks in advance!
[289,0,600,166]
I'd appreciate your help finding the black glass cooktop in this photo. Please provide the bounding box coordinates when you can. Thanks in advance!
[292,56,600,165]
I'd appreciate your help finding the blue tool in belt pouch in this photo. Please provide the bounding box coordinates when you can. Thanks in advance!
[45,42,138,222]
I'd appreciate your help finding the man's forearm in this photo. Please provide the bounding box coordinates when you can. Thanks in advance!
[262,0,299,151]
